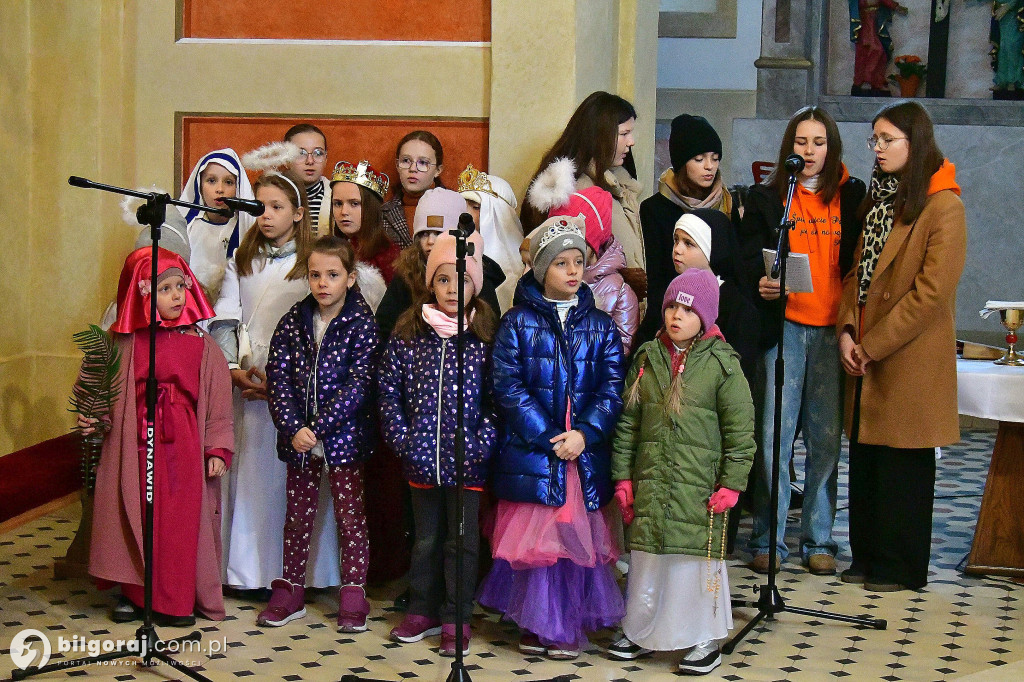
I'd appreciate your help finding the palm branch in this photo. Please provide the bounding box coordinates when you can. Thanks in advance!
[68,325,123,493]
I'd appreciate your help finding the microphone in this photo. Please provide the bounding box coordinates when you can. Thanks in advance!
[783,154,806,174]
[457,212,476,237]
[217,196,265,216]
[455,213,476,257]
[68,176,91,188]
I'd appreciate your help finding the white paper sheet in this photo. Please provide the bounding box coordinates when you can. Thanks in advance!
[762,248,813,294]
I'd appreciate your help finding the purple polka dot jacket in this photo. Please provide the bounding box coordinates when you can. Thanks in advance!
[267,290,381,467]
[378,326,497,488]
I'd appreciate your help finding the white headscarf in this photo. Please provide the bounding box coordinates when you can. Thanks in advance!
[178,148,256,257]
[461,174,524,313]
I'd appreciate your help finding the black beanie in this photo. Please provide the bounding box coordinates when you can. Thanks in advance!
[669,115,723,172]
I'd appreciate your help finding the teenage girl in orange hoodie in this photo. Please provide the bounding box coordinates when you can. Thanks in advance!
[837,101,965,592]
[738,106,866,577]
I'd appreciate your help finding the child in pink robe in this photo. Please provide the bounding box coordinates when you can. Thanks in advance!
[87,246,234,623]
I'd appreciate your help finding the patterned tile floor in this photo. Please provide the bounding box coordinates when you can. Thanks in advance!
[2,428,1022,681]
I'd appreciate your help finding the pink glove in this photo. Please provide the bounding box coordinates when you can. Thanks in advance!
[707,487,740,513]
[614,480,635,525]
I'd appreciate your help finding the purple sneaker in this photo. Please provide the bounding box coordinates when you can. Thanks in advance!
[389,614,442,643]
[439,623,471,657]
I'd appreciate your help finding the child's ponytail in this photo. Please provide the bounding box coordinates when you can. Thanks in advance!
[624,353,647,408]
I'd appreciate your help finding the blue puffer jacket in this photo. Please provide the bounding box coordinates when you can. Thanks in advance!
[267,291,380,467]
[490,275,625,510]
[378,325,496,487]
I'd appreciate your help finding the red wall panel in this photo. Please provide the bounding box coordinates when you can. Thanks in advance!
[181,0,490,42]
[179,115,489,200]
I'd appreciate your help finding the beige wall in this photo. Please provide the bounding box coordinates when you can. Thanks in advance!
[0,0,657,454]
[0,1,134,454]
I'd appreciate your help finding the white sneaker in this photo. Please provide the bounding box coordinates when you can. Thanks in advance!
[606,632,653,660]
[677,640,721,675]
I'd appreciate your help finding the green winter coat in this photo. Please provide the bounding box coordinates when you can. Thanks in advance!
[610,334,755,559]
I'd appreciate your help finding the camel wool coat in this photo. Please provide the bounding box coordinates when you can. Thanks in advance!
[837,186,966,449]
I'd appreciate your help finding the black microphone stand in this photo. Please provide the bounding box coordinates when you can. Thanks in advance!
[723,165,886,655]
[447,213,475,682]
[12,177,235,681]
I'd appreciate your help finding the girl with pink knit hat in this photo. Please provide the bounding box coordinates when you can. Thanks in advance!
[379,230,498,657]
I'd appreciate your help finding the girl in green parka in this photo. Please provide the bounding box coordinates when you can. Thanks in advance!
[608,268,755,675]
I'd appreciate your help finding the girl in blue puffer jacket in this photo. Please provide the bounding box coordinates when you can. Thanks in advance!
[379,230,498,657]
[261,236,381,633]
[478,216,626,660]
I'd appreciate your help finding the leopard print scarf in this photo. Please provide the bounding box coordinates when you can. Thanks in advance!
[857,169,900,304]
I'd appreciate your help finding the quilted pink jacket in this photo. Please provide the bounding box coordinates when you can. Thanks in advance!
[584,237,639,354]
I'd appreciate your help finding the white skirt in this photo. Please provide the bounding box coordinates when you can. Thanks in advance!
[220,395,341,589]
[622,551,732,651]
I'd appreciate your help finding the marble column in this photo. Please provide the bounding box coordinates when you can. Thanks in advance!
[754,0,827,118]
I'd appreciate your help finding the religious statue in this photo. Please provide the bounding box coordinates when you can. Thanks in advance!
[991,0,1024,98]
[849,0,910,96]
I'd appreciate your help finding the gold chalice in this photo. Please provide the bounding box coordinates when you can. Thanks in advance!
[995,308,1024,366]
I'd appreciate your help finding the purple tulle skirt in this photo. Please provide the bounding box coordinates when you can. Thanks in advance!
[477,557,625,648]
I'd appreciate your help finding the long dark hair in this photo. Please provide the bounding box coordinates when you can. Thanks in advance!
[859,101,944,224]
[331,183,390,262]
[521,91,637,231]
[766,106,844,205]
[392,290,497,343]
[392,130,446,202]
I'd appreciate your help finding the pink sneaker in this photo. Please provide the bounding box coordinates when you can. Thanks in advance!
[337,585,370,633]
[257,579,306,627]
[389,614,442,643]
[439,623,471,657]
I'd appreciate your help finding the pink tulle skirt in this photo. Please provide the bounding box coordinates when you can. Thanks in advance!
[490,462,619,570]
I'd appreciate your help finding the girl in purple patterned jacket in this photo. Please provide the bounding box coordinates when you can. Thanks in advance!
[259,235,381,633]
[378,231,498,657]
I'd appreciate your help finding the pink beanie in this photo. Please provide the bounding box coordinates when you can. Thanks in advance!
[425,231,485,295]
[547,186,613,255]
[662,269,720,333]
[413,188,468,236]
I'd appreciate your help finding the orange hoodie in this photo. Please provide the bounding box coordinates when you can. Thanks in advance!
[784,164,850,327]
[928,159,960,196]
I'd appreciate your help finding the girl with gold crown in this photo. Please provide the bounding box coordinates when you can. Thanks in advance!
[328,160,398,312]
[458,164,524,313]
[211,143,343,592]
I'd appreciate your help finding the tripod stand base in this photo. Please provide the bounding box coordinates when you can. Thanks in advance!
[11,626,212,682]
[722,584,887,655]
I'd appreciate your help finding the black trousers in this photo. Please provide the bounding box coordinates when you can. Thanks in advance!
[848,379,935,589]
[408,486,480,622]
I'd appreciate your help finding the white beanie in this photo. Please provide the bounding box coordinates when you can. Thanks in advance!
[674,213,712,264]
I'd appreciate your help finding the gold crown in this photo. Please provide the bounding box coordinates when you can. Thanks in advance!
[331,160,389,200]
[456,164,499,199]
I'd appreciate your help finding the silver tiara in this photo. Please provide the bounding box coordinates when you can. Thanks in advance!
[536,218,584,253]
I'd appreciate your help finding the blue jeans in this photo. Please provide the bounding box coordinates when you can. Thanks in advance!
[748,320,841,561]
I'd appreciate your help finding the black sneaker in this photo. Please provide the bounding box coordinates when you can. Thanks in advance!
[153,612,197,627]
[606,632,652,660]
[840,567,866,584]
[677,641,721,675]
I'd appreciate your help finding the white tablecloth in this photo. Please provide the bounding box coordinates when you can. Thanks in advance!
[956,358,1024,423]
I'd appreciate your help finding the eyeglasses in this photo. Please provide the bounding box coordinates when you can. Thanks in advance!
[397,157,436,172]
[866,136,907,151]
[298,148,327,161]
